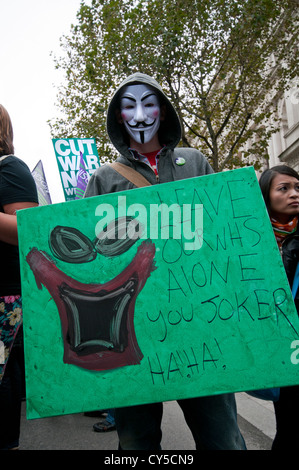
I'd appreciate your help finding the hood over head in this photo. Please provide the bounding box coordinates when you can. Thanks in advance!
[106,72,182,156]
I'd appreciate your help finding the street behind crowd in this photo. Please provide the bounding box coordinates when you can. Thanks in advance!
[19,393,275,450]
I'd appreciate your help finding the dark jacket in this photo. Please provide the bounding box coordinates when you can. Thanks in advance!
[84,72,213,197]
[0,155,38,295]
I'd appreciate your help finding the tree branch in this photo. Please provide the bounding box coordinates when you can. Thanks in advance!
[219,112,252,171]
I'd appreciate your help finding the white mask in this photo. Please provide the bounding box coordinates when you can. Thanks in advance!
[120,84,161,145]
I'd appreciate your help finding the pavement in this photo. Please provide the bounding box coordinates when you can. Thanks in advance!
[18,392,276,451]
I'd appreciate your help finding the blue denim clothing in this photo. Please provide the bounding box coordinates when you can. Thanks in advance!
[115,393,246,450]
[106,409,116,426]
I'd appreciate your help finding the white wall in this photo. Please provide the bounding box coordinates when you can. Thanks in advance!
[267,84,299,171]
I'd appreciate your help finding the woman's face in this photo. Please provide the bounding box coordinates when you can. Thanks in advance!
[269,173,299,223]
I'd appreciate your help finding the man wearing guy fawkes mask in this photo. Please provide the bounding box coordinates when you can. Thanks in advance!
[84,73,246,450]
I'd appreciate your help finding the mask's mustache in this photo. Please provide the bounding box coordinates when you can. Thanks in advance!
[127,119,155,129]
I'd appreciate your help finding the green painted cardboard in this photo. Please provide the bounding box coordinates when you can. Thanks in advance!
[17,167,299,419]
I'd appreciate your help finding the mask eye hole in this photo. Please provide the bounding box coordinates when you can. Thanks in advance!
[94,216,144,257]
[50,226,96,263]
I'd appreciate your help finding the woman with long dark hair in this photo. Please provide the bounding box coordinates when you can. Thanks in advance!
[259,164,299,449]
[0,104,38,450]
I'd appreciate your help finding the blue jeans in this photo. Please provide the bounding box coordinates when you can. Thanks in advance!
[106,408,116,426]
[115,394,246,450]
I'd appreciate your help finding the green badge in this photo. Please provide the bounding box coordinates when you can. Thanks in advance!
[175,157,186,166]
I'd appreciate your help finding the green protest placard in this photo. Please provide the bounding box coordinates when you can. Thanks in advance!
[52,138,100,201]
[17,167,299,419]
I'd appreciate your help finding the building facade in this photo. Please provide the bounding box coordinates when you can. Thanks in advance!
[266,83,299,171]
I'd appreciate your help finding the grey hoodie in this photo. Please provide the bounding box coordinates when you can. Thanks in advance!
[85,72,213,197]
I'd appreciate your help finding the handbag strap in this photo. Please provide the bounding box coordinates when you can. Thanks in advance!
[110,162,152,188]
